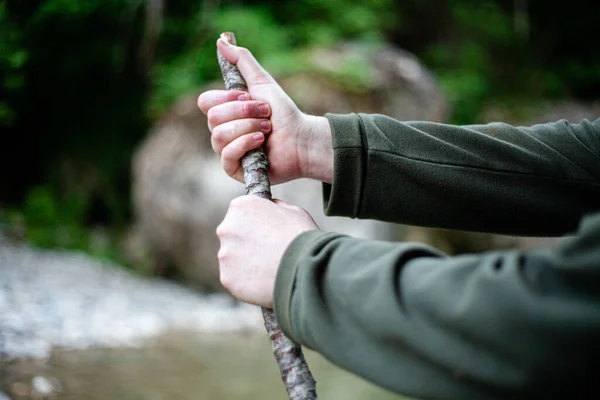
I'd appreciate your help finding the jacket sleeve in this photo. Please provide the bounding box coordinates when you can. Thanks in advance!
[274,213,600,400]
[322,114,600,236]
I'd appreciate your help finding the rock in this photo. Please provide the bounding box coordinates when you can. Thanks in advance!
[480,99,600,126]
[30,376,62,399]
[130,91,245,289]
[9,383,27,398]
[32,376,54,395]
[0,241,262,362]
[131,41,450,290]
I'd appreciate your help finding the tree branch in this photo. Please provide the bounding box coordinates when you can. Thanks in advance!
[217,32,318,400]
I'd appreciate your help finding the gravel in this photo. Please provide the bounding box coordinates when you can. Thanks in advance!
[0,239,262,361]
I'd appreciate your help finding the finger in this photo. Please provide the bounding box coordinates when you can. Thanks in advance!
[212,118,271,155]
[198,90,250,115]
[272,199,304,212]
[221,133,265,178]
[217,39,276,87]
[207,100,271,129]
[273,199,318,227]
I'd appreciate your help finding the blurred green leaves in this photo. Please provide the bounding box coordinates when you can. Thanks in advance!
[149,6,293,116]
[0,2,26,125]
[1,0,598,264]
[6,185,126,265]
[148,1,396,117]
[7,185,88,249]
[214,8,291,57]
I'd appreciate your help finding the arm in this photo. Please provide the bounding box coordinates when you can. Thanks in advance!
[206,44,600,399]
[200,42,600,236]
[323,114,600,236]
[274,212,600,400]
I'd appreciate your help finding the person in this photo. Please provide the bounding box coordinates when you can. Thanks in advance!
[198,38,600,399]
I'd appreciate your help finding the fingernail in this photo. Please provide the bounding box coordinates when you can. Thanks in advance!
[238,94,249,101]
[253,133,264,142]
[218,38,230,47]
[259,104,270,116]
[260,120,271,132]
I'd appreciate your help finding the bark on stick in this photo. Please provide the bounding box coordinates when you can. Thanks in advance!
[217,32,318,400]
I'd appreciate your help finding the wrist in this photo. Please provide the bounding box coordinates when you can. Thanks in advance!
[299,114,334,184]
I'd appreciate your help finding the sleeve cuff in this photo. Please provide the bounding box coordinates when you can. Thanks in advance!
[273,229,336,343]
[322,113,367,218]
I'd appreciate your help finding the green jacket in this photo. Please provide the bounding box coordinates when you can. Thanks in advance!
[273,114,600,399]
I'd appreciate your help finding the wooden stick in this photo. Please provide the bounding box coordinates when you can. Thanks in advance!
[217,32,318,400]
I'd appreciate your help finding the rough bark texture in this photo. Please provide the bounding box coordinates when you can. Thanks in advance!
[132,40,450,292]
[240,149,272,199]
[217,32,318,400]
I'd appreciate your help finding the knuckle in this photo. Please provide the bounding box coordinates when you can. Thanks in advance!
[197,91,212,106]
[219,271,231,291]
[215,223,225,237]
[240,101,251,117]
[230,196,244,208]
[221,145,232,160]
[211,139,221,156]
[221,92,232,103]
[211,126,224,145]
[219,270,237,294]
[207,108,218,125]
[238,47,251,58]
[221,152,235,171]
[217,247,227,261]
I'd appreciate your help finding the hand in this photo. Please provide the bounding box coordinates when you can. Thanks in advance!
[198,39,333,185]
[216,195,319,308]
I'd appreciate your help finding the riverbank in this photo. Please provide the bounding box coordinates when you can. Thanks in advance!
[0,238,262,361]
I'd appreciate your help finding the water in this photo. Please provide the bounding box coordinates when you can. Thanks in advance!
[0,240,408,399]
[2,330,407,399]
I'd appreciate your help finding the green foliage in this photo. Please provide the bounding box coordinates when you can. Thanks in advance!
[420,1,515,123]
[6,185,127,265]
[16,186,89,250]
[277,0,396,45]
[148,2,393,116]
[0,2,26,126]
[214,8,291,56]
[2,0,148,220]
[148,48,205,117]
[1,0,598,267]
[149,6,293,116]
[417,0,600,123]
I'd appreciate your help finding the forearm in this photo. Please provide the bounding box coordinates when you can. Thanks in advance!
[274,213,600,399]
[321,114,600,236]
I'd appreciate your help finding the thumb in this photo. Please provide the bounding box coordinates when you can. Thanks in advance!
[217,38,276,87]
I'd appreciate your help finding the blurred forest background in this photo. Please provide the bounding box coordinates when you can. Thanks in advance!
[1,0,599,269]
